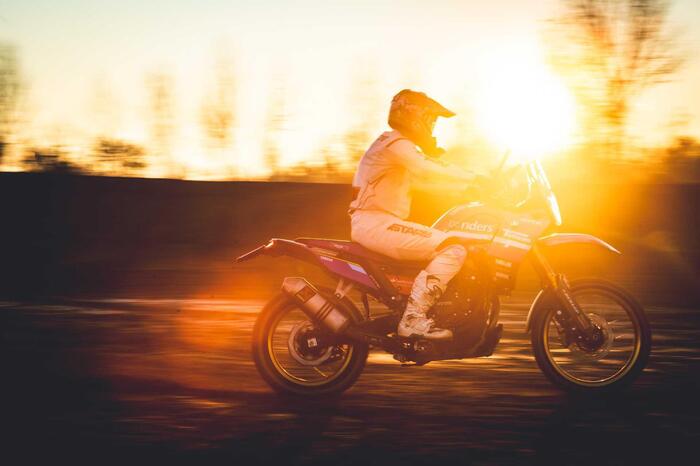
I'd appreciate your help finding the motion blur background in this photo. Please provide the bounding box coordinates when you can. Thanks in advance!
[0,0,699,180]
[0,0,698,304]
[1,4,699,463]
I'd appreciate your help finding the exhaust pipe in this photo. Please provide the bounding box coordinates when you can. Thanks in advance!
[281,277,351,334]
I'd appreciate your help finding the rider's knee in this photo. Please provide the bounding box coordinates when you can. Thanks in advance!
[441,244,467,265]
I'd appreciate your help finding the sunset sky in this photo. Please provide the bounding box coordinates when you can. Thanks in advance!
[1,0,698,179]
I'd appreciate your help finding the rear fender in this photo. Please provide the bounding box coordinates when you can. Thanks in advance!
[236,238,319,264]
[537,233,621,254]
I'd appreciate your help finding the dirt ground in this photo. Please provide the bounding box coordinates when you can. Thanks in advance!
[2,296,698,465]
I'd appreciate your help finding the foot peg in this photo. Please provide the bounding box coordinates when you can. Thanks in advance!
[391,336,438,366]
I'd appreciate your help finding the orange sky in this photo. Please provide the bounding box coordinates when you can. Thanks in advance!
[1,0,698,179]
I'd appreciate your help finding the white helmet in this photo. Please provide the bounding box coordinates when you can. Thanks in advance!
[388,89,455,157]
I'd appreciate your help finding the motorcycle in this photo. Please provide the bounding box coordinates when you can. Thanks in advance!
[237,156,651,396]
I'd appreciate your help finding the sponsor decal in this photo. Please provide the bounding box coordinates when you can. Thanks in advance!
[388,275,414,287]
[447,220,495,234]
[321,255,367,274]
[387,223,432,238]
[348,262,368,274]
[495,259,512,268]
[501,228,531,243]
[319,256,376,289]
[452,231,493,241]
[493,236,530,250]
[296,286,316,303]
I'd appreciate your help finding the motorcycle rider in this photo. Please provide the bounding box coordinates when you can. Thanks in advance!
[349,89,479,341]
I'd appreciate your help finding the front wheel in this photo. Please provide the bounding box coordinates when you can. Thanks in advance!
[252,292,368,397]
[531,279,651,392]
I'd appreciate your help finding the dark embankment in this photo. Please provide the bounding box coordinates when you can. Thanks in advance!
[0,172,698,306]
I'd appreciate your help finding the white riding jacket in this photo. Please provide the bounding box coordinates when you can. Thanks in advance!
[349,130,476,220]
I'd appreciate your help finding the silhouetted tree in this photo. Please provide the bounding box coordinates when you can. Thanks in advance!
[201,52,236,149]
[343,62,382,169]
[263,76,288,177]
[146,71,176,174]
[23,146,82,174]
[92,138,146,175]
[320,146,349,182]
[662,136,700,182]
[551,0,684,157]
[90,76,120,138]
[0,43,20,161]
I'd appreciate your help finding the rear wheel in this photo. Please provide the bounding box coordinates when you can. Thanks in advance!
[252,293,368,397]
[531,279,651,392]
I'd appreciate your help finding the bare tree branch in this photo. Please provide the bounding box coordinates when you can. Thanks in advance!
[550,0,685,157]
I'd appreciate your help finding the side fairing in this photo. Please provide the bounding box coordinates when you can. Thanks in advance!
[317,255,379,290]
[433,203,550,290]
[486,216,549,288]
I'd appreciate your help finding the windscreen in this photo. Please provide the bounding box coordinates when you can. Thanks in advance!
[529,160,562,226]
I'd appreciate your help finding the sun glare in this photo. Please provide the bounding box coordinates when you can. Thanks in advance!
[474,45,577,163]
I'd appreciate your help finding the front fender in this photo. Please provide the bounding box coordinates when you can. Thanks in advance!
[537,233,621,254]
[526,234,620,333]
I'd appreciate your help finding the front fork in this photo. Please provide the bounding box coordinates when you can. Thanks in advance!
[530,245,604,348]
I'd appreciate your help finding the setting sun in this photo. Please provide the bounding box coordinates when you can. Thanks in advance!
[474,45,578,163]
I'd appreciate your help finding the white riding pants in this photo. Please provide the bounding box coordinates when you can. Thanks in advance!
[350,211,467,316]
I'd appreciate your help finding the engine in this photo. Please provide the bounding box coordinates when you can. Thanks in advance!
[430,270,495,345]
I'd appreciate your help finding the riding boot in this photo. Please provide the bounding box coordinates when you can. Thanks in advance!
[397,245,467,340]
[398,270,453,340]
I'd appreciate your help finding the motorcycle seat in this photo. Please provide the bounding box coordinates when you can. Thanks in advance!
[295,238,428,269]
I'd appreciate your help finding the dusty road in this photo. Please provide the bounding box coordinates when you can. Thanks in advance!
[1,296,699,465]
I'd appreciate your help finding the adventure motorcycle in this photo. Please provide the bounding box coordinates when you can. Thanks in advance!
[237,157,651,396]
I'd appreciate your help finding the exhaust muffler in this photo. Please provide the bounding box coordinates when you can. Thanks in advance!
[281,277,351,334]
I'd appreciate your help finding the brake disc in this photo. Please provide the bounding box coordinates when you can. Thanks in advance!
[568,313,614,361]
[287,321,334,366]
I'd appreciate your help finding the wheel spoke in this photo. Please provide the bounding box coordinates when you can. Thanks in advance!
[267,305,354,387]
[542,286,644,387]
